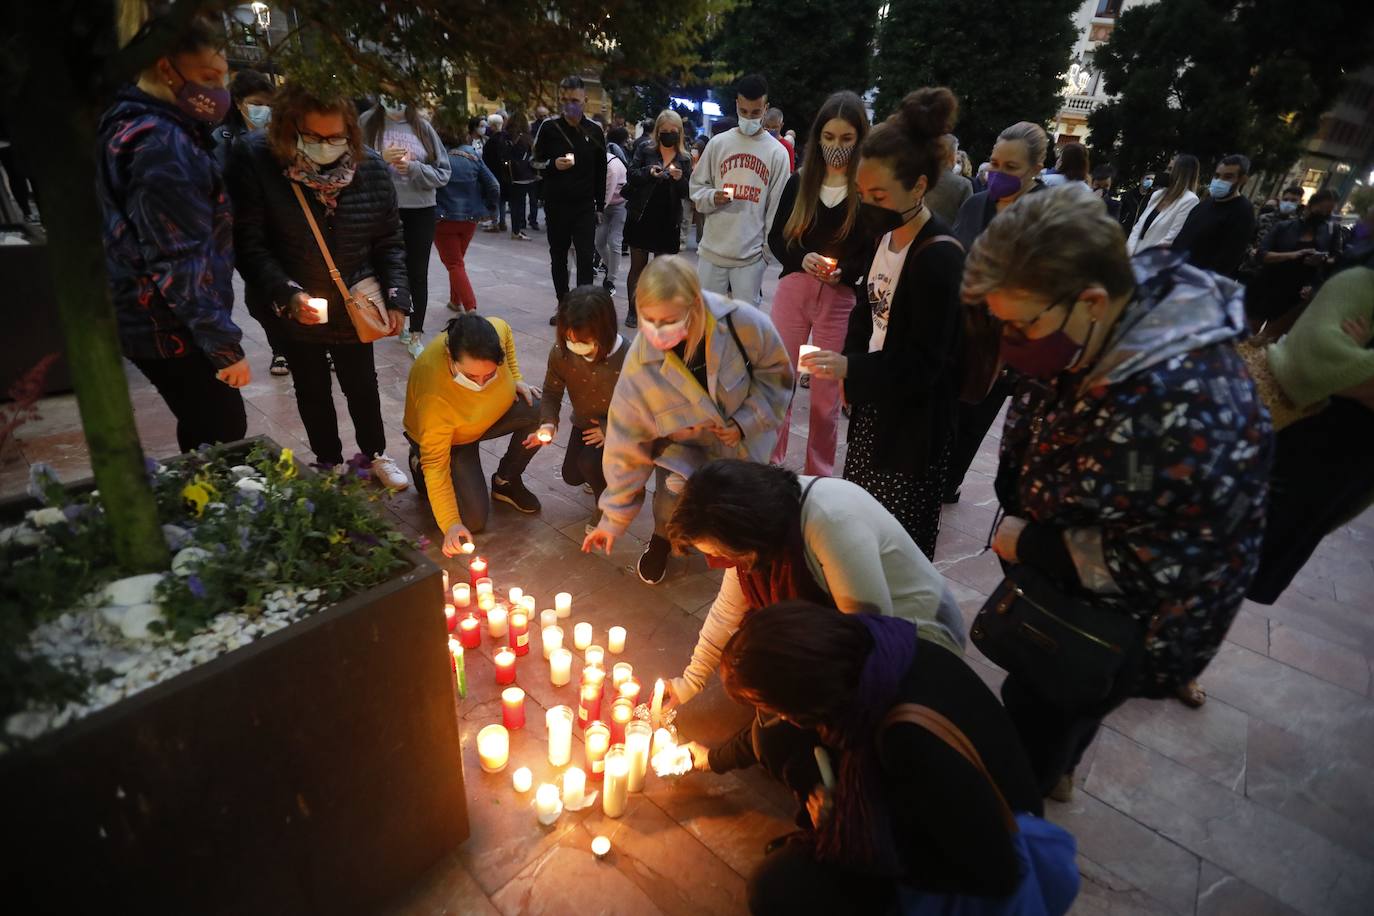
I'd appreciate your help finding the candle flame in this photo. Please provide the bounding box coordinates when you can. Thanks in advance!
[650,727,692,777]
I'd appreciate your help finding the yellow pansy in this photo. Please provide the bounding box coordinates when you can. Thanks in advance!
[276,448,298,480]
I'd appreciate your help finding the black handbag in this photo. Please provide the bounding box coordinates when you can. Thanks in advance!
[971,562,1144,707]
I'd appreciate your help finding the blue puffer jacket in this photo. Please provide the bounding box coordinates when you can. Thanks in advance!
[436,145,500,223]
[96,87,244,368]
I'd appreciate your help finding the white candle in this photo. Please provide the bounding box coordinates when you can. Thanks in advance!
[475,578,494,599]
[612,662,633,689]
[307,296,329,322]
[607,626,626,654]
[573,621,593,651]
[723,186,735,201]
[565,153,576,166]
[626,721,652,793]
[562,765,586,808]
[555,592,572,618]
[603,746,629,818]
[487,604,509,639]
[540,608,558,630]
[547,705,574,766]
[520,595,536,615]
[535,783,561,825]
[650,678,665,729]
[452,583,471,607]
[798,344,820,374]
[509,587,524,605]
[591,835,611,858]
[585,644,605,668]
[542,625,564,660]
[550,647,573,686]
[476,724,509,773]
[512,766,533,793]
[478,594,495,613]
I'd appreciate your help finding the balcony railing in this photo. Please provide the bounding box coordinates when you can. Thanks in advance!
[1061,94,1105,115]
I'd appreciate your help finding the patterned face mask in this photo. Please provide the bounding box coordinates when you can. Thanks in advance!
[820,141,854,170]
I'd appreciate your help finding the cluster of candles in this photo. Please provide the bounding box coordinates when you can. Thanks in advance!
[441,559,682,842]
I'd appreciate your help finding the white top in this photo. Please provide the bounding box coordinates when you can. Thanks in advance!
[818,183,847,208]
[866,231,913,352]
[1126,188,1201,254]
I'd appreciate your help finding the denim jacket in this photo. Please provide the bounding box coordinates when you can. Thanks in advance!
[436,145,500,223]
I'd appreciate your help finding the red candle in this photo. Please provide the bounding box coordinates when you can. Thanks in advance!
[502,686,526,729]
[578,681,602,729]
[618,677,641,706]
[584,721,611,782]
[509,610,530,657]
[583,666,606,711]
[469,556,488,587]
[494,648,517,685]
[609,697,633,745]
[444,603,457,633]
[458,614,481,649]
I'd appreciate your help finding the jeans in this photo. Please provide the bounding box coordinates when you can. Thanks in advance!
[399,206,437,332]
[545,201,597,304]
[697,256,767,306]
[767,272,856,476]
[277,338,385,465]
[595,203,626,284]
[562,426,607,498]
[433,219,478,311]
[408,397,542,533]
[131,350,247,453]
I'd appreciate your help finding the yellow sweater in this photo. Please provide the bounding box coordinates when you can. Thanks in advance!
[403,317,523,530]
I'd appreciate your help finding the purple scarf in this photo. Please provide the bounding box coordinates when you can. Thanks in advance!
[815,614,918,874]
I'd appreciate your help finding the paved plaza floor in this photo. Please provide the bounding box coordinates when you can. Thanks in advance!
[5,226,1374,915]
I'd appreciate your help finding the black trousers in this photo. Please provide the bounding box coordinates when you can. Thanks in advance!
[399,206,436,332]
[277,338,385,466]
[545,200,596,304]
[946,373,1015,495]
[560,426,606,498]
[509,184,531,233]
[528,181,541,226]
[131,350,247,453]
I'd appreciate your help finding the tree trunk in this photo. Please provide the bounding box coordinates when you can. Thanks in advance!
[4,60,169,573]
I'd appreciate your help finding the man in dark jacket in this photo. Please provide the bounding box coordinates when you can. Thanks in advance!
[97,50,250,453]
[1172,154,1256,279]
[533,75,606,324]
[481,113,512,233]
[1117,170,1155,235]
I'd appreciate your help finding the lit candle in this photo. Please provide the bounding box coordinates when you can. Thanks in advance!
[585,721,610,781]
[573,621,592,651]
[603,745,629,817]
[562,766,586,808]
[512,766,533,793]
[494,647,516,685]
[723,186,735,201]
[461,539,475,554]
[618,677,641,705]
[591,835,611,859]
[509,610,530,656]
[452,583,471,607]
[307,296,329,322]
[444,603,457,632]
[609,696,633,745]
[550,647,573,686]
[537,426,554,444]
[650,678,665,729]
[818,256,838,275]
[626,721,652,792]
[651,728,693,777]
[555,592,572,618]
[578,681,602,729]
[478,593,495,613]
[607,626,626,654]
[458,613,481,649]
[448,637,467,699]
[540,608,558,630]
[542,625,564,660]
[487,604,509,639]
[535,782,561,825]
[547,705,574,766]
[442,568,450,594]
[583,666,606,703]
[585,644,605,668]
[509,586,524,605]
[798,344,821,374]
[476,724,509,773]
[612,662,634,689]
[475,578,494,599]
[520,595,536,615]
[501,686,526,729]
[469,556,488,586]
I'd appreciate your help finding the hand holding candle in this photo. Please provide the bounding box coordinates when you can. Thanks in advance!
[798,344,821,375]
[306,297,329,323]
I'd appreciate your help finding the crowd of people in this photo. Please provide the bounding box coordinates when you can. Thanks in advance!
[88,13,1374,915]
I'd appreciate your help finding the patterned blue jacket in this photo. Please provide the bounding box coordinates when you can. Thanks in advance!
[96,87,244,369]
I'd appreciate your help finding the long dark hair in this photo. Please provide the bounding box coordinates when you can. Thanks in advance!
[783,91,869,245]
[860,86,958,195]
[666,460,802,562]
[363,103,437,162]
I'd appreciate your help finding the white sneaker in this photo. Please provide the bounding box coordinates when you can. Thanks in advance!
[370,454,410,491]
[406,332,425,360]
[398,328,413,345]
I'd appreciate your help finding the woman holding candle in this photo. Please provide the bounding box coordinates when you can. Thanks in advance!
[228,82,411,488]
[582,256,793,584]
[689,601,1077,915]
[622,109,694,328]
[524,286,629,534]
[765,92,876,476]
[802,87,965,558]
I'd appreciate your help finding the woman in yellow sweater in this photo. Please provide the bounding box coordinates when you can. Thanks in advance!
[404,313,543,555]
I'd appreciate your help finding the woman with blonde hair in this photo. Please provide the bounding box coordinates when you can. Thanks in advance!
[582,255,792,584]
[622,109,694,327]
[765,91,873,475]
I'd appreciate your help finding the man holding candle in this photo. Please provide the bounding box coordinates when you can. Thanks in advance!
[404,313,543,555]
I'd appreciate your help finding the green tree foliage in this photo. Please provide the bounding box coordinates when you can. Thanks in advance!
[872,0,1079,160]
[1088,0,1374,182]
[711,0,881,138]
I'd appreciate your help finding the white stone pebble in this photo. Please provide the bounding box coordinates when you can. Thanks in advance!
[171,547,212,577]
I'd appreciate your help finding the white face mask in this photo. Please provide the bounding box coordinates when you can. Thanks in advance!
[452,367,496,391]
[297,135,348,166]
[738,117,763,137]
[566,338,597,359]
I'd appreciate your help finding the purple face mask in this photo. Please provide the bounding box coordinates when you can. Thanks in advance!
[169,62,231,124]
[985,170,1025,202]
[998,303,1097,380]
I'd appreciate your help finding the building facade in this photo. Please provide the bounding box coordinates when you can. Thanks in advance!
[1048,0,1154,147]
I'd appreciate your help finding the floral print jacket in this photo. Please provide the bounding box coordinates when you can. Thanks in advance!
[995,250,1273,694]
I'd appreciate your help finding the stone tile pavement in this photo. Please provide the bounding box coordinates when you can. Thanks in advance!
[5,226,1374,915]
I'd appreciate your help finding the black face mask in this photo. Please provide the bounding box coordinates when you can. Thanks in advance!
[659,131,679,147]
[860,200,922,236]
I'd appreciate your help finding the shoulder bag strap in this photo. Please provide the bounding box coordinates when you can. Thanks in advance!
[291,182,353,303]
[910,233,964,258]
[723,312,754,380]
[881,702,1017,833]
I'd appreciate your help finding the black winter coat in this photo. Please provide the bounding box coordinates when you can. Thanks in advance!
[227,133,411,345]
[623,142,692,224]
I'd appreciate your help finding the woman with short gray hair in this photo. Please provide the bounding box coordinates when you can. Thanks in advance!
[965,184,1272,802]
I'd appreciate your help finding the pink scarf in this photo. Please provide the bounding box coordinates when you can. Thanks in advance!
[283,150,356,211]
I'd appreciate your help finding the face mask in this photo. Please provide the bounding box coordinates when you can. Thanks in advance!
[477,125,487,136]
[562,100,583,120]
[168,62,230,124]
[452,368,496,392]
[245,104,271,129]
[659,131,680,148]
[1141,177,1154,190]
[985,170,1025,202]
[860,200,922,236]
[820,141,854,170]
[1209,178,1234,199]
[565,339,597,359]
[738,117,763,137]
[999,303,1097,380]
[1279,200,1298,215]
[297,135,348,166]
[1307,209,1331,224]
[640,316,690,350]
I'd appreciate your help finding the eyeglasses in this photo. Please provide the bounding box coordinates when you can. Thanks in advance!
[1000,296,1075,344]
[299,132,350,147]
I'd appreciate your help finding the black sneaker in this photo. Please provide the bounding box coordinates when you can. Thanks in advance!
[269,354,290,376]
[492,474,541,513]
[625,309,638,328]
[637,534,671,585]
[549,314,559,326]
[941,487,961,505]
[799,373,810,389]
